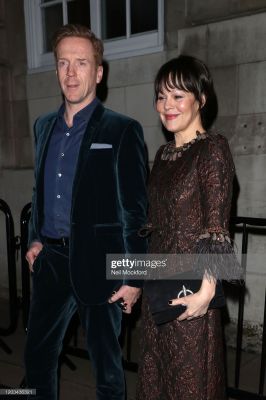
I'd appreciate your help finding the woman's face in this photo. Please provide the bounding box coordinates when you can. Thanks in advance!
[156,86,203,135]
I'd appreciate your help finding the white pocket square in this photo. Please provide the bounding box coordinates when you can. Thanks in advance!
[90,143,112,149]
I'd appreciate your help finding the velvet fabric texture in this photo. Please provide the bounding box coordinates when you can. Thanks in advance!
[24,244,124,400]
[26,102,148,399]
[28,103,148,304]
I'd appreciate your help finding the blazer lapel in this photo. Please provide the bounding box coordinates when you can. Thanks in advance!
[71,103,105,206]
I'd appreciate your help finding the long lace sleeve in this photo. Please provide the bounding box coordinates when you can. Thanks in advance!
[195,134,242,281]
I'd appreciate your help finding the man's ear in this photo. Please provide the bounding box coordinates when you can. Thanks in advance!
[54,58,58,76]
[96,65,103,84]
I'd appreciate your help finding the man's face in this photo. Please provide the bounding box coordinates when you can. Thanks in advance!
[56,36,103,108]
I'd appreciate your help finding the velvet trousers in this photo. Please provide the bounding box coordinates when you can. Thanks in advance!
[24,244,124,400]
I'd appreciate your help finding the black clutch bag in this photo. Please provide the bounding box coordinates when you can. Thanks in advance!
[144,272,225,326]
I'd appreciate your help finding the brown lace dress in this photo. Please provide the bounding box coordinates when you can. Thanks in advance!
[136,132,237,400]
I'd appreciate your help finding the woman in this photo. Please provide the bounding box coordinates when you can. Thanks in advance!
[136,55,240,400]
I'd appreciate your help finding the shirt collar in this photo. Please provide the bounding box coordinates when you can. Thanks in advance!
[58,97,100,123]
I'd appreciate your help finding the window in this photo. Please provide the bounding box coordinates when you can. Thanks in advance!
[24,0,164,71]
[94,0,163,59]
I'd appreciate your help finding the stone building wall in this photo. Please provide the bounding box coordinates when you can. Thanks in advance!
[0,0,33,296]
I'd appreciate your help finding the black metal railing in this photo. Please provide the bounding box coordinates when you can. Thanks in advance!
[19,203,32,331]
[0,199,18,357]
[0,199,18,336]
[227,216,266,400]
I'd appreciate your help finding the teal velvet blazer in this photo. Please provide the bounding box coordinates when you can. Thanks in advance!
[29,102,148,304]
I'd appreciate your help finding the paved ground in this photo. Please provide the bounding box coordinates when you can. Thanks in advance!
[0,299,265,399]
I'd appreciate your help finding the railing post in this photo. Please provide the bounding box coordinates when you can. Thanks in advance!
[235,222,248,388]
[259,289,266,395]
[20,203,31,331]
[0,199,18,336]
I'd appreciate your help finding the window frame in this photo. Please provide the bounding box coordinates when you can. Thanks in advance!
[24,0,164,72]
[90,0,164,60]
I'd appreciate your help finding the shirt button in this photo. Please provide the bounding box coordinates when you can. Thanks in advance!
[58,173,62,177]
[66,132,70,136]
[57,194,61,199]
[61,153,64,157]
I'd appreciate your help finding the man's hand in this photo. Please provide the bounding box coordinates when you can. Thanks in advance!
[26,241,43,272]
[108,285,142,314]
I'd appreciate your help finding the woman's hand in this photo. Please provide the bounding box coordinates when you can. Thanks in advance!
[169,276,216,321]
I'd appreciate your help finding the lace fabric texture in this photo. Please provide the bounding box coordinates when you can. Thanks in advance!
[137,133,236,399]
[145,132,241,280]
[136,299,227,400]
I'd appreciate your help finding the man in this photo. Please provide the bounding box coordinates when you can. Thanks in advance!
[25,24,147,400]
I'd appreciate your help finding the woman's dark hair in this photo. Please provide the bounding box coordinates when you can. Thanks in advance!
[154,55,218,130]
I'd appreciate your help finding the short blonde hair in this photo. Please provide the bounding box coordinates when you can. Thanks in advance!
[52,24,104,66]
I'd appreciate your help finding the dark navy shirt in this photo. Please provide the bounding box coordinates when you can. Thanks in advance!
[41,98,99,238]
